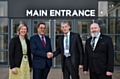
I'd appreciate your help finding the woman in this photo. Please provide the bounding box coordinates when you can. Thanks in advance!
[9,24,32,79]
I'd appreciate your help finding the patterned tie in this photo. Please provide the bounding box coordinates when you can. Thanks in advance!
[64,35,70,57]
[65,35,69,50]
[91,37,96,48]
[42,36,46,48]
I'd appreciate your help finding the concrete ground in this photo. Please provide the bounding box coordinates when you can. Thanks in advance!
[0,67,120,79]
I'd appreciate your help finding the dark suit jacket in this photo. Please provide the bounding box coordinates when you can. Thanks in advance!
[83,34,114,73]
[53,32,84,71]
[9,36,32,69]
[30,34,52,69]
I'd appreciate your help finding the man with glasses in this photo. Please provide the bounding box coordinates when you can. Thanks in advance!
[30,23,52,79]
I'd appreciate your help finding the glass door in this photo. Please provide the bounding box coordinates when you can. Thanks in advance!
[77,20,92,49]
[0,18,8,65]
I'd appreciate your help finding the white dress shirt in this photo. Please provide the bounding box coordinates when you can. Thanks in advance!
[64,32,70,54]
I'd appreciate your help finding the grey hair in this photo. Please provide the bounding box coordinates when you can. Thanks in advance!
[61,21,70,26]
[17,24,28,35]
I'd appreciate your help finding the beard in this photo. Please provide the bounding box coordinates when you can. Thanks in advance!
[91,32,99,37]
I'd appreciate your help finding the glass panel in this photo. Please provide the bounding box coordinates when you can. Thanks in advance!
[115,35,120,51]
[108,1,120,17]
[109,35,115,50]
[96,18,108,33]
[33,21,50,36]
[118,9,120,17]
[0,1,7,16]
[54,21,72,67]
[77,21,91,41]
[98,1,120,17]
[105,35,120,66]
[116,18,120,34]
[114,52,120,66]
[0,18,8,33]
[0,34,8,50]
[0,51,8,64]
[98,1,108,17]
[108,18,116,34]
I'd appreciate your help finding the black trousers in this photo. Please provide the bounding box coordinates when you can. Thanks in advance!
[33,64,50,79]
[90,72,112,79]
[63,57,79,79]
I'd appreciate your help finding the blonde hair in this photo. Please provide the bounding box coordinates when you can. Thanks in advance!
[17,24,28,35]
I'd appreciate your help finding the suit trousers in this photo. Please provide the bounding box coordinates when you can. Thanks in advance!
[63,57,79,79]
[33,63,50,79]
[90,72,112,79]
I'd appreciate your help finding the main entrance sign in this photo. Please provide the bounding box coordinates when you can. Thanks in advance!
[8,0,98,18]
[26,9,95,17]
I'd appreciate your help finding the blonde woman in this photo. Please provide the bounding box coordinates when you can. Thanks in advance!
[9,24,32,79]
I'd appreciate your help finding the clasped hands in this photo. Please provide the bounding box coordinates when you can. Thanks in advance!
[47,52,53,58]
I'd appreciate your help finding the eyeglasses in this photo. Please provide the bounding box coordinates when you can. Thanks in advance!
[39,27,46,30]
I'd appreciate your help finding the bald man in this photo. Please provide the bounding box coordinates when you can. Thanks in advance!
[83,23,114,79]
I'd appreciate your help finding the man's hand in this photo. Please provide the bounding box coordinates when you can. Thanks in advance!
[106,71,113,76]
[78,65,83,70]
[84,71,89,75]
[47,52,53,58]
[11,68,17,74]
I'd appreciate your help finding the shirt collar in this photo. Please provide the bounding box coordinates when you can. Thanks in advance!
[64,31,70,36]
[96,32,101,39]
[38,33,45,38]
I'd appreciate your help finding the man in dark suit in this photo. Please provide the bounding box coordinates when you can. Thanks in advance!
[47,21,84,79]
[83,23,114,79]
[30,23,52,79]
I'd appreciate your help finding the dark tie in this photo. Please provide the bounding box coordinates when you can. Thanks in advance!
[91,37,96,48]
[42,36,46,48]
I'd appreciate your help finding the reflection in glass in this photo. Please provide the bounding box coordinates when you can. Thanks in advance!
[114,52,120,66]
[0,1,8,16]
[118,9,120,17]
[108,18,116,34]
[98,1,108,17]
[0,18,8,33]
[96,18,108,33]
[0,34,8,50]
[116,19,120,34]
[33,21,50,36]
[0,51,8,64]
[77,21,90,41]
[108,1,120,17]
[115,35,120,51]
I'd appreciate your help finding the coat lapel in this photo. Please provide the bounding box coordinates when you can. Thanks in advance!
[69,32,74,51]
[16,36,23,53]
[36,34,45,48]
[45,36,49,49]
[94,34,103,51]
[89,37,93,51]
[61,35,64,52]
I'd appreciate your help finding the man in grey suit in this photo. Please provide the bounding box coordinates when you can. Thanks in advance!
[47,21,84,79]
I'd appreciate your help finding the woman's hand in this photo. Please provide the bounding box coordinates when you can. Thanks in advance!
[11,68,17,74]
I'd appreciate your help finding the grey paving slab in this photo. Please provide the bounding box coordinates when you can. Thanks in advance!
[0,67,120,79]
